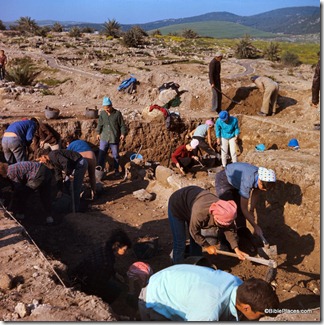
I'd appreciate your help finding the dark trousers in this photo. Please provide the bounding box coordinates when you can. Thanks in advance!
[27,164,53,216]
[192,136,217,157]
[211,86,222,113]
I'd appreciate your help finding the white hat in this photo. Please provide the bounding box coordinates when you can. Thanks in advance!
[190,139,199,149]
[215,51,223,57]
[258,167,276,182]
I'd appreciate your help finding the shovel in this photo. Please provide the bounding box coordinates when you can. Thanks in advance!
[258,234,278,260]
[213,86,242,105]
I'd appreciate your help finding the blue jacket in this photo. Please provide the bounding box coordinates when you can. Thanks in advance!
[6,120,37,146]
[215,116,240,139]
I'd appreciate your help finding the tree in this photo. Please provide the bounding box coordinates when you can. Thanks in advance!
[235,34,258,59]
[182,29,198,39]
[52,22,63,33]
[81,26,94,33]
[123,26,147,47]
[103,19,121,38]
[15,16,39,35]
[0,20,6,30]
[263,42,280,62]
[151,29,161,36]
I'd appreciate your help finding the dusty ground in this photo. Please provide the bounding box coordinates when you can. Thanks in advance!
[0,33,320,321]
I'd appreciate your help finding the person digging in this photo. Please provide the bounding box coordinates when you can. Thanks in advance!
[168,185,247,265]
[171,139,200,175]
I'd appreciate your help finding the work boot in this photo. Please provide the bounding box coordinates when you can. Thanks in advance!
[257,111,267,117]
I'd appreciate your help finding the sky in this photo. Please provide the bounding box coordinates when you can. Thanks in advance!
[1,0,321,24]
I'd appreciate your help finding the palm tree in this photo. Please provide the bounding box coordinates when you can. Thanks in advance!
[16,16,39,35]
[103,19,121,38]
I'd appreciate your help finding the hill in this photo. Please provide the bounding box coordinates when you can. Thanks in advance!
[124,6,320,36]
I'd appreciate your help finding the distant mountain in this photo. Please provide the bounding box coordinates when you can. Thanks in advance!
[125,6,320,35]
[4,6,320,37]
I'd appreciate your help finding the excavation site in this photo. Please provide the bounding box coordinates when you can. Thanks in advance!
[0,32,320,321]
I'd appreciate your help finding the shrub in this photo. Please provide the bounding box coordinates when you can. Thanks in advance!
[123,26,147,48]
[69,27,82,38]
[263,42,280,62]
[235,34,258,59]
[281,51,301,67]
[6,57,40,86]
[182,29,198,39]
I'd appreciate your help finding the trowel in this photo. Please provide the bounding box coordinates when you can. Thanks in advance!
[257,234,277,259]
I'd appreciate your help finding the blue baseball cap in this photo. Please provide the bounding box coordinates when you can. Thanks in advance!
[219,111,229,121]
[102,97,112,106]
[288,138,299,150]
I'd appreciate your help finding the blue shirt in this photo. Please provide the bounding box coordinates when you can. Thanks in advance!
[6,120,37,146]
[225,162,259,199]
[193,124,209,138]
[215,116,240,139]
[67,140,92,153]
[145,264,242,321]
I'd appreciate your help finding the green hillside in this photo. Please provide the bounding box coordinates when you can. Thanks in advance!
[149,21,276,39]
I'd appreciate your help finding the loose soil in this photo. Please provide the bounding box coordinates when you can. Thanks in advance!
[0,33,320,321]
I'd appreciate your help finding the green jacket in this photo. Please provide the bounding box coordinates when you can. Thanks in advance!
[96,108,127,143]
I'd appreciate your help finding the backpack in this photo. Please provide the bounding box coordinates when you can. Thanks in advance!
[118,77,137,91]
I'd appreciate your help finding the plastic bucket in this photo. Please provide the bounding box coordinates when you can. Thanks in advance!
[130,153,143,161]
[95,165,105,181]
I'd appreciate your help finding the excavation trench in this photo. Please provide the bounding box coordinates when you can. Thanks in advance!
[0,115,320,319]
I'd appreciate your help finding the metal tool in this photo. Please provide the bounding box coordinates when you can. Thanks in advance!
[213,86,242,105]
[134,144,142,159]
[258,234,278,259]
[70,177,76,215]
[202,247,277,283]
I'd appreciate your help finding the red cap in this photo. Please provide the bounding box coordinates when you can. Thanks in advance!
[209,200,237,226]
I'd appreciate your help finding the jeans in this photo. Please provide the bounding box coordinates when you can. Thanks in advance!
[2,137,27,164]
[97,140,119,171]
[72,158,88,212]
[168,206,202,264]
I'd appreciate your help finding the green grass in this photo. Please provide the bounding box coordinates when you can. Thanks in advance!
[38,77,71,86]
[149,21,276,39]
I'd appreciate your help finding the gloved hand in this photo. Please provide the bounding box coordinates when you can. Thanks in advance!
[204,245,217,255]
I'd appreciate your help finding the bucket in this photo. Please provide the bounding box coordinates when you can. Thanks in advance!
[44,106,60,119]
[85,107,98,119]
[95,165,105,181]
[130,153,143,161]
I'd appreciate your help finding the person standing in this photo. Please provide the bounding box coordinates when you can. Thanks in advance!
[65,136,97,199]
[215,110,240,168]
[96,97,127,177]
[37,149,88,213]
[2,119,38,164]
[209,51,223,113]
[171,139,200,175]
[0,161,54,224]
[311,53,320,108]
[168,185,247,264]
[0,50,8,80]
[138,264,279,321]
[251,76,279,116]
[215,162,276,237]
